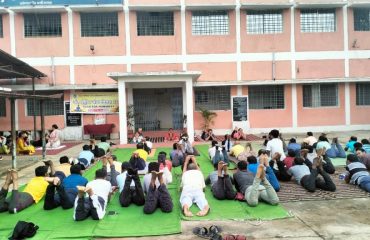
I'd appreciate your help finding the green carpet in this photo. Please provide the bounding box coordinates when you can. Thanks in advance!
[331,157,347,167]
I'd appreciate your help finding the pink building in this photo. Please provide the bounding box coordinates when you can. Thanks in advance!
[0,0,370,143]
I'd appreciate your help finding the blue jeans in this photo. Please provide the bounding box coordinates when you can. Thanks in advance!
[266,166,280,192]
[359,176,370,193]
[325,143,346,158]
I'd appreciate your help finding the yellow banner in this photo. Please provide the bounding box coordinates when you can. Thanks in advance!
[70,92,119,114]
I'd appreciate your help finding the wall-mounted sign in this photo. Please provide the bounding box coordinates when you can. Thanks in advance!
[65,102,82,127]
[70,92,119,114]
[232,96,248,122]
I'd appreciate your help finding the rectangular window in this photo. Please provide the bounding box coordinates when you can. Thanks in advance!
[249,85,285,109]
[356,83,370,106]
[246,10,283,34]
[194,86,231,110]
[354,8,370,31]
[27,93,64,116]
[300,9,336,33]
[24,13,62,37]
[137,12,174,36]
[0,15,3,38]
[192,10,229,35]
[0,98,6,117]
[303,84,338,107]
[80,12,119,37]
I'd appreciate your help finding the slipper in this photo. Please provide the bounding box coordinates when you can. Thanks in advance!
[192,227,210,239]
[223,234,247,240]
[209,225,222,235]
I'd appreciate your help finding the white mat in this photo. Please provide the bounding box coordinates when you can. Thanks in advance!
[36,145,66,150]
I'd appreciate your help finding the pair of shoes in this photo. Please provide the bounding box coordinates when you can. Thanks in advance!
[193,225,222,240]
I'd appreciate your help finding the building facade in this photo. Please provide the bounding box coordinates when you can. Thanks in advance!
[0,0,370,143]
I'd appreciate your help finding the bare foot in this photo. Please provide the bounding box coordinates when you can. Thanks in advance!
[77,186,86,198]
[183,206,193,217]
[217,161,224,176]
[157,171,164,185]
[4,172,13,188]
[44,177,55,184]
[85,187,93,197]
[222,164,228,175]
[312,157,320,169]
[53,177,61,186]
[102,157,108,166]
[150,171,157,188]
[256,164,264,180]
[196,205,210,217]
[43,160,53,166]
[10,170,18,182]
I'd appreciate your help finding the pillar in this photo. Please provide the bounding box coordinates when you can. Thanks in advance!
[118,80,128,144]
[185,79,194,143]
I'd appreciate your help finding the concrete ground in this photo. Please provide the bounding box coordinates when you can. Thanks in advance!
[1,130,369,240]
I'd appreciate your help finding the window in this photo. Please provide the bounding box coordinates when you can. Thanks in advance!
[300,9,336,33]
[80,12,118,37]
[24,13,62,37]
[356,83,370,106]
[195,86,231,110]
[192,10,229,35]
[303,84,338,107]
[137,12,174,36]
[27,93,64,116]
[0,15,3,38]
[354,8,370,31]
[249,85,285,109]
[246,10,283,34]
[0,98,6,117]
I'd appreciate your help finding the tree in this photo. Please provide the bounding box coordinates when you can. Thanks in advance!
[198,108,217,130]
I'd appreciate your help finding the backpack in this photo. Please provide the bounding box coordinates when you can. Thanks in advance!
[9,221,39,240]
[212,150,224,165]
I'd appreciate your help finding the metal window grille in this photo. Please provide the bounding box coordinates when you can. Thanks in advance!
[303,84,338,107]
[354,8,370,31]
[0,15,3,38]
[24,13,62,37]
[246,10,283,34]
[300,9,336,33]
[137,12,174,36]
[27,93,64,116]
[0,98,6,117]
[249,85,285,109]
[356,83,370,105]
[192,10,229,35]
[80,12,119,37]
[194,86,231,110]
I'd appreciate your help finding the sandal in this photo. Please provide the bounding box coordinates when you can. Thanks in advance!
[223,234,247,240]
[192,227,210,239]
[209,225,222,235]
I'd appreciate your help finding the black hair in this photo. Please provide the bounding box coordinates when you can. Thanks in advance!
[70,164,82,175]
[354,142,363,149]
[83,144,90,151]
[173,143,178,150]
[211,140,218,147]
[270,129,279,138]
[361,139,370,145]
[52,124,58,129]
[301,143,314,153]
[213,162,218,170]
[101,136,107,142]
[347,154,360,163]
[237,160,247,170]
[59,156,69,164]
[111,155,117,161]
[289,138,296,143]
[158,151,167,157]
[35,166,48,177]
[247,156,257,164]
[318,136,329,142]
[288,149,296,157]
[158,153,166,164]
[356,148,365,153]
[293,157,304,165]
[307,132,313,136]
[121,162,131,172]
[350,136,357,142]
[137,143,144,149]
[258,149,268,156]
[148,162,160,173]
[95,169,107,179]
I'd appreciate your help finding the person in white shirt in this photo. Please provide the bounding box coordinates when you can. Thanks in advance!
[208,141,223,160]
[266,130,286,160]
[74,169,113,221]
[180,155,209,217]
[303,132,317,146]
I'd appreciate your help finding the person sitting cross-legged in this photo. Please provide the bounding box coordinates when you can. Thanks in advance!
[142,162,173,214]
[180,155,210,217]
[117,164,145,207]
[205,161,236,200]
[73,169,114,221]
[0,166,49,214]
[44,164,88,210]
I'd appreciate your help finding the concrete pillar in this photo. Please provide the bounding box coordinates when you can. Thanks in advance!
[185,79,194,143]
[118,80,128,144]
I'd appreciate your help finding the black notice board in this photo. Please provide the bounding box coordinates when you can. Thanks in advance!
[232,97,248,121]
[65,102,82,127]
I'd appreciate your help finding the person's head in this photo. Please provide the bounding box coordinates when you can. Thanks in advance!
[59,156,69,164]
[289,138,296,144]
[148,162,160,173]
[318,135,328,142]
[138,128,143,133]
[173,143,178,150]
[213,162,218,170]
[169,128,173,132]
[158,153,166,165]
[35,166,48,177]
[224,134,230,140]
[101,136,107,142]
[356,148,366,157]
[137,142,144,149]
[258,149,268,157]
[111,155,117,161]
[82,144,90,151]
[347,154,360,163]
[247,156,257,164]
[211,140,218,147]
[52,124,58,130]
[208,129,213,133]
[187,162,197,170]
[270,129,279,138]
[95,169,107,179]
[121,162,131,172]
[70,164,82,175]
[307,132,313,137]
[21,131,27,138]
[238,128,243,132]
[301,143,314,153]
[237,160,247,170]
[361,139,370,145]
[350,136,357,142]
[181,133,189,141]
[354,142,363,150]
[288,149,296,158]
[293,157,305,166]
[134,132,140,137]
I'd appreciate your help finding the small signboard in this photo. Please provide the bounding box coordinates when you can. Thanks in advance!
[232,96,248,122]
[65,102,82,127]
